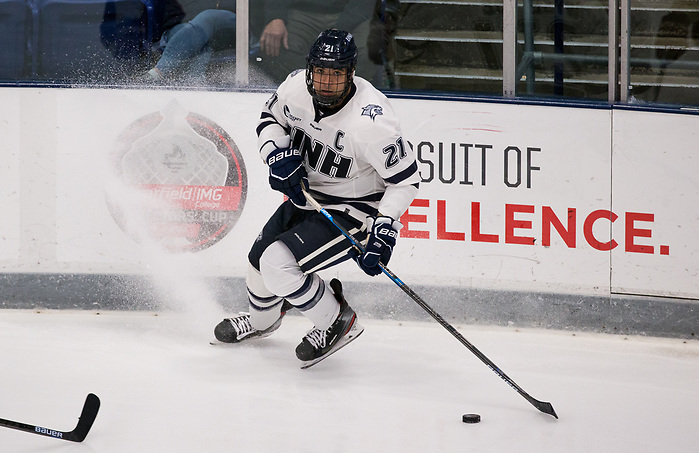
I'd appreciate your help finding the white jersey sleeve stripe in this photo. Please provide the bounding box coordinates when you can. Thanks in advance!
[385,161,420,185]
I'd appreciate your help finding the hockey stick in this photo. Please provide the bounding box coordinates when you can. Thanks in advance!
[0,393,100,442]
[302,189,558,419]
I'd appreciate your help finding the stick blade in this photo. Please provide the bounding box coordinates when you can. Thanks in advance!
[535,400,558,419]
[63,393,100,442]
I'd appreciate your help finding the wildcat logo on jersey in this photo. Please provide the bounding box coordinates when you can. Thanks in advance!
[361,104,383,121]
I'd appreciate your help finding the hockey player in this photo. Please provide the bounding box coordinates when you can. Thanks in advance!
[214,29,420,366]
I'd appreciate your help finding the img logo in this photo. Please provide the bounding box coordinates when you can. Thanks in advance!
[106,100,247,252]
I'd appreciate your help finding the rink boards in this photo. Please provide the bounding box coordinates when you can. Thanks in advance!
[0,88,696,332]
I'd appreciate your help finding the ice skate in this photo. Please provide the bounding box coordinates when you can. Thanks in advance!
[214,301,292,343]
[295,279,364,368]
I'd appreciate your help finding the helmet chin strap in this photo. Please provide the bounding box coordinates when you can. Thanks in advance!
[317,85,357,114]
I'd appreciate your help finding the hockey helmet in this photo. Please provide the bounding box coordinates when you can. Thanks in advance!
[306,29,358,108]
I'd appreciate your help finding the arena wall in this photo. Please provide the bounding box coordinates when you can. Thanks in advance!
[0,88,696,338]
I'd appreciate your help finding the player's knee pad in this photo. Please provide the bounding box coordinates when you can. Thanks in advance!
[246,262,275,301]
[259,240,305,297]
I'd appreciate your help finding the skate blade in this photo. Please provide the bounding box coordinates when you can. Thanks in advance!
[300,322,365,369]
[209,328,277,346]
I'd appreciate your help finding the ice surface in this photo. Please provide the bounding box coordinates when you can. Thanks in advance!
[0,309,697,452]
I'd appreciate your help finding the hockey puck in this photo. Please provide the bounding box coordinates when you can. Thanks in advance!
[462,413,481,423]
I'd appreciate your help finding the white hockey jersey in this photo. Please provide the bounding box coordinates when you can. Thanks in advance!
[257,71,420,223]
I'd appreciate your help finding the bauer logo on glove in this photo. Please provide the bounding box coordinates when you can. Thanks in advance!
[377,226,398,239]
[267,147,308,206]
[267,148,302,165]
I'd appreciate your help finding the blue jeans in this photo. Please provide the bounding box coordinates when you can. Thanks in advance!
[155,9,237,77]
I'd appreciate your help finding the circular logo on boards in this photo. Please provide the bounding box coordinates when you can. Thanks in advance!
[106,100,247,252]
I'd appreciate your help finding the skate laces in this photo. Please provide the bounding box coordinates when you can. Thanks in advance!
[229,315,254,335]
[304,328,328,349]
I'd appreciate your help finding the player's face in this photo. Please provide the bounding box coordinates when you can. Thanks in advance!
[311,67,349,99]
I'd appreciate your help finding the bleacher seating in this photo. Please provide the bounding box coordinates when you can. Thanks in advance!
[394,0,699,103]
[1,0,697,101]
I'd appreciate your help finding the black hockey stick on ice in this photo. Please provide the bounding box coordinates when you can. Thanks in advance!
[0,393,100,442]
[303,190,558,419]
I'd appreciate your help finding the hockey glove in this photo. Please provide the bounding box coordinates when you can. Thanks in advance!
[351,216,402,276]
[267,148,308,206]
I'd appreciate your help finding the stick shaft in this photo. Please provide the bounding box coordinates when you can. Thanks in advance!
[303,190,558,418]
